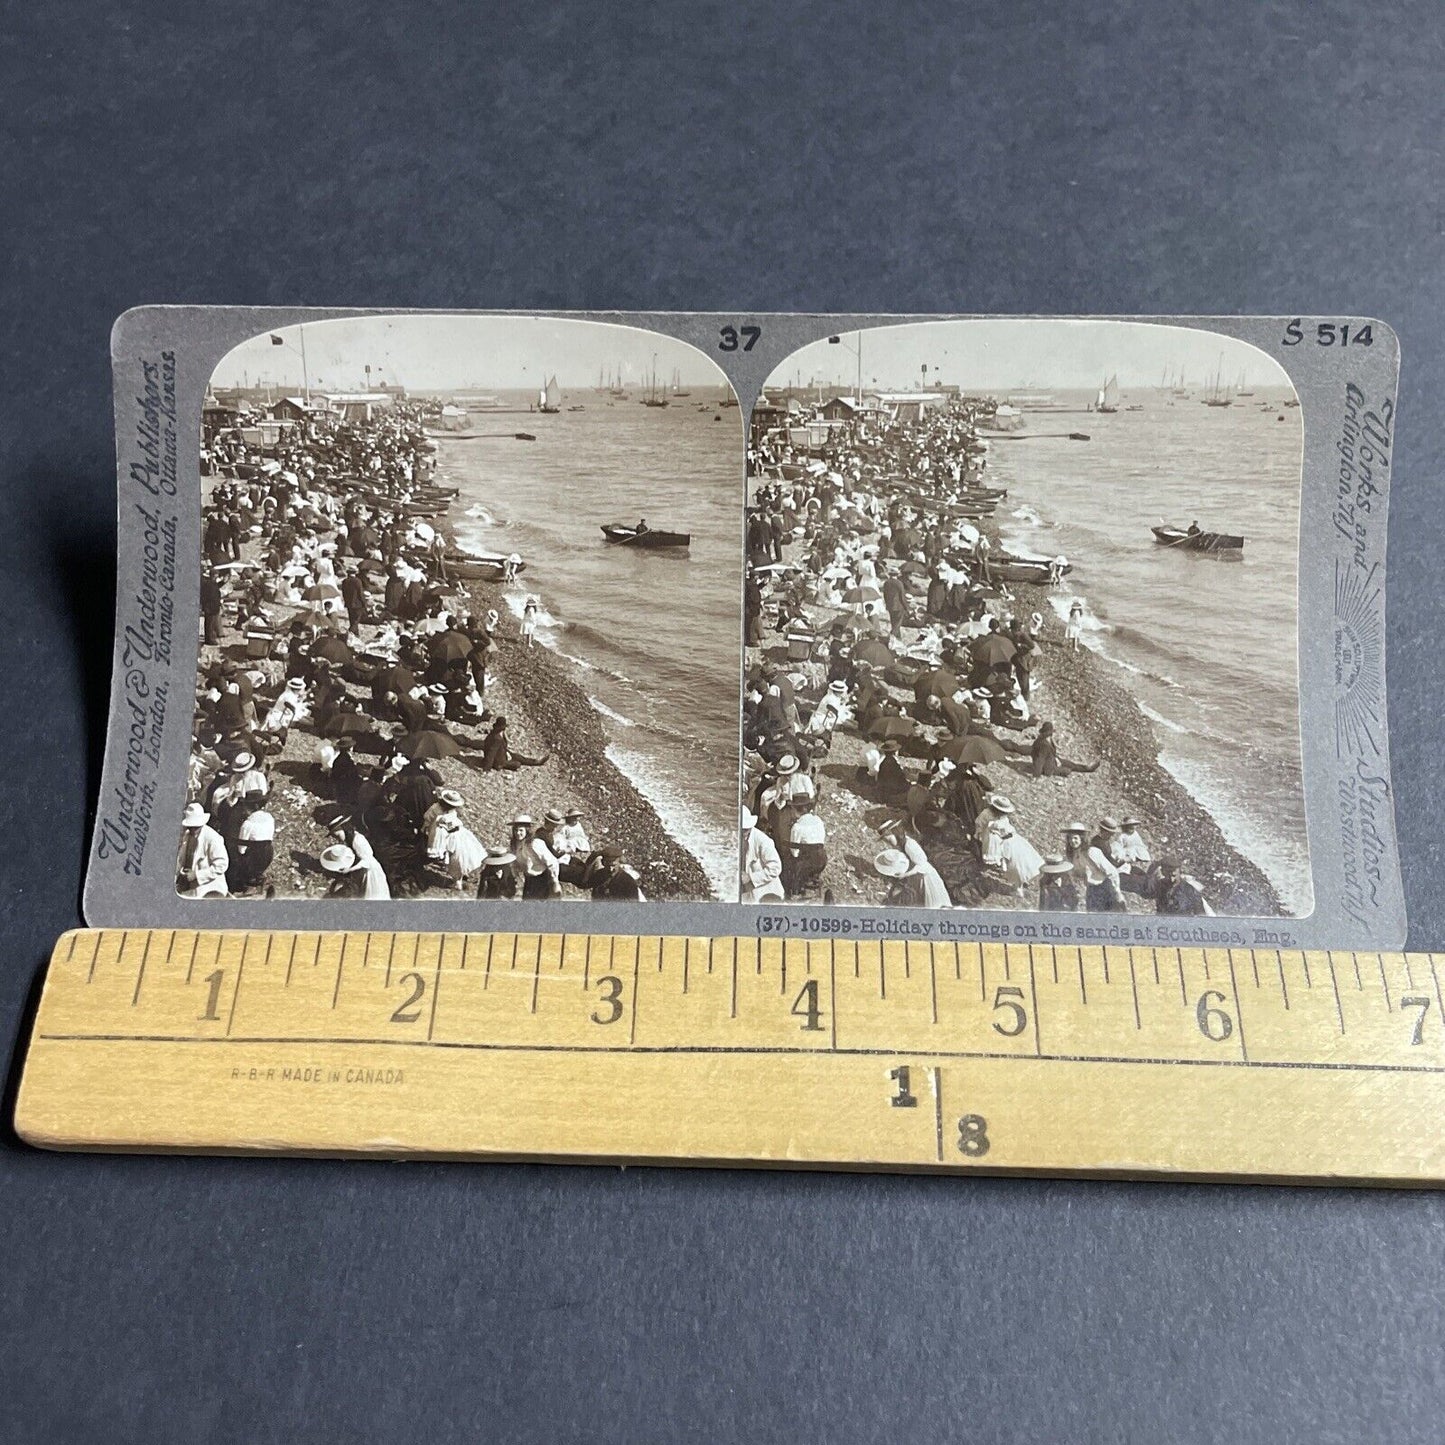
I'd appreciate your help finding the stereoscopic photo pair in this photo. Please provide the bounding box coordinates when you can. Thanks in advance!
[86,310,1401,946]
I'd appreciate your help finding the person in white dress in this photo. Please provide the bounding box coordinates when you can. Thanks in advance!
[1066,598,1085,651]
[740,808,785,903]
[425,788,487,887]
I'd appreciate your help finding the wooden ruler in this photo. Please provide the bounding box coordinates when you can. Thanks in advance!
[14,929,1445,1186]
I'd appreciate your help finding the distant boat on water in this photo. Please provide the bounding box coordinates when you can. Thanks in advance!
[1095,375,1121,414]
[1203,356,1232,408]
[536,375,562,414]
[642,362,669,408]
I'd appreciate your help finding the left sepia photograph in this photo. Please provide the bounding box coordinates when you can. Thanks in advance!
[185,314,743,904]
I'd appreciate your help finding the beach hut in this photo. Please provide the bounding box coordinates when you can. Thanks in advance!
[270,396,312,423]
[819,395,864,423]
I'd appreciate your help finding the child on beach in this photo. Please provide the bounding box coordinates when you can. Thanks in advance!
[521,597,538,648]
[1066,598,1085,651]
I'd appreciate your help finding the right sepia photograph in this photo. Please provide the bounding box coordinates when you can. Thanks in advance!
[742,319,1312,917]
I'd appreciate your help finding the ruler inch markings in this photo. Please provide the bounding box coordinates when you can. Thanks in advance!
[1227,950,1250,1063]
[429,936,447,1038]
[22,931,1445,1184]
[332,935,347,1010]
[130,932,153,1007]
[1027,945,1044,1054]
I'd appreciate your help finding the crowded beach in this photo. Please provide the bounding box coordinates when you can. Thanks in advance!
[741,389,1285,915]
[181,391,710,902]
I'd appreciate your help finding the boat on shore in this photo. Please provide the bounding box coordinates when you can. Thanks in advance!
[445,550,525,582]
[601,523,690,550]
[992,550,1071,584]
[1152,524,1244,552]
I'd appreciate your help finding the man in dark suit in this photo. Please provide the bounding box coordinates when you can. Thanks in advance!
[340,566,369,627]
[200,567,223,644]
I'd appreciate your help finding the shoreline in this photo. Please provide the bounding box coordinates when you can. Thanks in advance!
[744,404,1293,915]
[746,569,1287,914]
[989,431,1308,913]
[462,574,718,900]
[1010,578,1286,915]
[433,442,720,900]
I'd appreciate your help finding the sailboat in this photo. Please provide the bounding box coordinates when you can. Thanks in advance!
[1203,357,1232,407]
[1235,370,1254,398]
[537,375,562,414]
[1095,374,1121,414]
[642,363,669,408]
[671,367,690,398]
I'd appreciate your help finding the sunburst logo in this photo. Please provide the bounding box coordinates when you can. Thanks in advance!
[1334,559,1384,759]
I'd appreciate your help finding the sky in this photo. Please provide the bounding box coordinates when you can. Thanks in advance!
[767,320,1293,392]
[210,315,732,393]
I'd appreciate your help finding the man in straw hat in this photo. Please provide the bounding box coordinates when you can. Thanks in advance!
[176,801,229,897]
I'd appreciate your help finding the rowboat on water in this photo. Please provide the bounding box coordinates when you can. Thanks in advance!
[601,523,691,550]
[1152,525,1245,552]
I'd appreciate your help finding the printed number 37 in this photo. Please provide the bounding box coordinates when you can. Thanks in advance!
[719,325,761,352]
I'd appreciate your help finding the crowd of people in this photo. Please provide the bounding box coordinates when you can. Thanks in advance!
[180,399,646,902]
[740,395,1214,916]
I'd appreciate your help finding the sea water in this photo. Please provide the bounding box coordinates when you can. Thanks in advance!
[991,389,1312,914]
[440,394,743,893]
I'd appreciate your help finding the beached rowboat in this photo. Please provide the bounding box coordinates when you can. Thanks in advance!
[444,552,525,582]
[992,557,1071,584]
[601,524,691,550]
[1151,525,1245,552]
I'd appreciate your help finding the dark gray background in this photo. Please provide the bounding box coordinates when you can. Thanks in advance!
[2,4,1442,1441]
